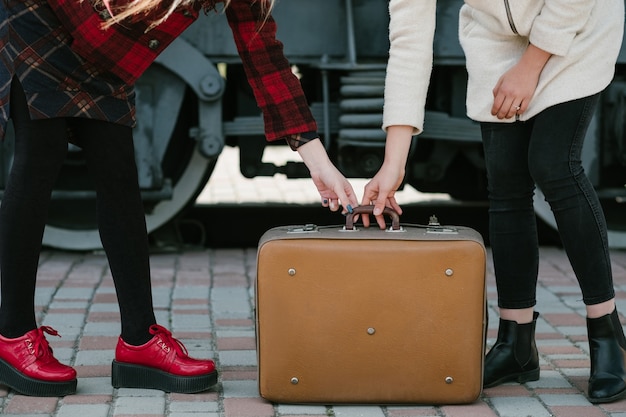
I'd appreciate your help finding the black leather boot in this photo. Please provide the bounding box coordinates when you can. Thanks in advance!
[587,309,626,403]
[483,312,540,388]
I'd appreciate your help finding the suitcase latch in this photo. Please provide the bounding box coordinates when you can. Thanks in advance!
[426,215,459,234]
[426,226,459,234]
[429,215,440,226]
[287,224,319,234]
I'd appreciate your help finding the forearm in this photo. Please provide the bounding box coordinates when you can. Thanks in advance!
[518,43,552,76]
[383,125,413,170]
[296,139,332,175]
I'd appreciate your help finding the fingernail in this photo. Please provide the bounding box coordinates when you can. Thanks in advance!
[323,199,328,204]
[347,204,353,214]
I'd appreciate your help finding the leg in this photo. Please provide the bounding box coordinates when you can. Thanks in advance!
[528,94,625,403]
[0,77,76,396]
[529,94,615,309]
[481,121,540,316]
[69,118,156,345]
[71,119,217,393]
[0,77,68,336]
[480,121,540,388]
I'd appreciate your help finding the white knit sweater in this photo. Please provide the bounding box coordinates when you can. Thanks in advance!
[382,0,436,135]
[382,0,625,131]
[460,0,624,123]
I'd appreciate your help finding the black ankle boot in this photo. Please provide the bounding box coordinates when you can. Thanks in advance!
[483,312,540,388]
[587,309,626,403]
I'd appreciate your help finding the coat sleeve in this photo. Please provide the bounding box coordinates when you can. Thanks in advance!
[529,0,595,57]
[382,0,436,135]
[225,1,317,142]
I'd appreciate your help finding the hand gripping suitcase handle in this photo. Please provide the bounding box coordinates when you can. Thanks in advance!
[345,205,401,231]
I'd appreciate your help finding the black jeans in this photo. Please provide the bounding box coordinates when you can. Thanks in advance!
[481,93,614,309]
[0,77,156,344]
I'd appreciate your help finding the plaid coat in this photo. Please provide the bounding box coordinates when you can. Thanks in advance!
[48,0,204,85]
[0,0,317,142]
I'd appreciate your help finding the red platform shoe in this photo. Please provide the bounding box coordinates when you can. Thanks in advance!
[0,326,77,396]
[112,324,218,393]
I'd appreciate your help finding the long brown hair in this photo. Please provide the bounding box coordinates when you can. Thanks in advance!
[98,0,274,28]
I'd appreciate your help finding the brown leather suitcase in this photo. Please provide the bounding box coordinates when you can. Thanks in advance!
[255,206,487,404]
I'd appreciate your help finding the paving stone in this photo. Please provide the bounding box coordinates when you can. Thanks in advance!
[488,397,552,417]
[526,370,574,388]
[221,380,260,398]
[218,350,257,367]
[275,404,328,415]
[56,404,110,417]
[114,396,167,414]
[331,405,386,417]
[168,401,219,413]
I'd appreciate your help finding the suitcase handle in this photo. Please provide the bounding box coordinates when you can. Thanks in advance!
[345,205,401,231]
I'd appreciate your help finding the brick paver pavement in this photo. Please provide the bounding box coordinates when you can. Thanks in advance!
[0,246,625,417]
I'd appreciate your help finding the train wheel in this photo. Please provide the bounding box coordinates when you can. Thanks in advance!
[39,78,216,251]
[42,149,214,251]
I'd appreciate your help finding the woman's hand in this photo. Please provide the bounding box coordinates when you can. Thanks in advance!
[361,125,413,229]
[491,44,552,120]
[297,139,359,214]
[361,161,405,229]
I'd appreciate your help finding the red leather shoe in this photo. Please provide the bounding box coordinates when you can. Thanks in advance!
[0,326,77,396]
[112,324,218,393]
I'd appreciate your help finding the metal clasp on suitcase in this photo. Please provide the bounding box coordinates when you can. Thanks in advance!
[341,205,406,233]
[286,224,319,234]
[425,215,459,234]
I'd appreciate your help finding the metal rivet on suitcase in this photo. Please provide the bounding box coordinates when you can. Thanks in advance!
[367,328,376,335]
[445,268,454,276]
[288,268,296,276]
[291,377,299,385]
[445,376,454,384]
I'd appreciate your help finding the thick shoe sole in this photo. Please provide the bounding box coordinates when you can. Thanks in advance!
[0,359,77,397]
[588,389,626,404]
[588,382,626,404]
[483,367,540,389]
[111,360,218,393]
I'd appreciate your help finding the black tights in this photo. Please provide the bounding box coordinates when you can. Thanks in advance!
[0,77,156,345]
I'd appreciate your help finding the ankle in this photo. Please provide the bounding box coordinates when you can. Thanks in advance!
[499,307,535,324]
[0,325,38,340]
[610,310,626,351]
[587,300,616,319]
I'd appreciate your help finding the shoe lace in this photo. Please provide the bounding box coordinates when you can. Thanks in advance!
[26,326,60,357]
[149,324,189,357]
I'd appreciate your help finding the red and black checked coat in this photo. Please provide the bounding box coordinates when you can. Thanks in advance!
[0,0,317,141]
[49,0,207,85]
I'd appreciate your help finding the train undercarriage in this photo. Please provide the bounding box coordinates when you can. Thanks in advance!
[1,0,624,250]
